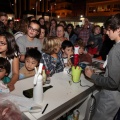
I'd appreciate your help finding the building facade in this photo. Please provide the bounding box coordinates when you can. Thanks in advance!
[86,0,120,22]
[50,0,85,22]
[52,0,73,18]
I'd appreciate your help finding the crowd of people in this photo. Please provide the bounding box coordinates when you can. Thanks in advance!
[0,11,120,120]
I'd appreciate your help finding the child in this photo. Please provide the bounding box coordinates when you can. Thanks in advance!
[0,32,20,91]
[16,20,42,64]
[75,40,92,64]
[85,13,120,120]
[87,25,102,57]
[19,48,41,79]
[0,57,11,84]
[41,37,64,76]
[61,40,74,67]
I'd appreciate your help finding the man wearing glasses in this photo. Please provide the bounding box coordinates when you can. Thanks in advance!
[16,20,42,68]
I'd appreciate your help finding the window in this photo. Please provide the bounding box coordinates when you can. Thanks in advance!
[89,7,97,13]
[113,4,120,11]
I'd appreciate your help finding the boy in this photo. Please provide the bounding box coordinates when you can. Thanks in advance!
[19,48,41,79]
[75,40,92,64]
[61,40,74,67]
[85,13,120,120]
[0,57,11,84]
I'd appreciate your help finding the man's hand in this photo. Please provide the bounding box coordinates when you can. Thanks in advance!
[68,51,73,58]
[85,67,94,78]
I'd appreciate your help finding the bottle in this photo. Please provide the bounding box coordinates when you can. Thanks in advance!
[42,66,47,84]
[46,70,51,84]
[33,63,43,104]
[74,45,79,66]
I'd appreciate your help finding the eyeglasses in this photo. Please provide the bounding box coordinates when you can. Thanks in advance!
[28,26,39,32]
[0,68,5,72]
[0,67,5,72]
[0,41,7,46]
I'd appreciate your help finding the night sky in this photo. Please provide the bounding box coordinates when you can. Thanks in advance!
[0,0,14,13]
[0,0,86,14]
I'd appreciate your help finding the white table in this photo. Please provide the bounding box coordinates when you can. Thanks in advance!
[11,72,95,120]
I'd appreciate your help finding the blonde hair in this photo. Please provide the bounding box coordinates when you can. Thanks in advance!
[42,37,61,55]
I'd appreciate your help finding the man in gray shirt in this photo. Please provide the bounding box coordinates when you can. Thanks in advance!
[17,20,42,64]
[85,13,120,120]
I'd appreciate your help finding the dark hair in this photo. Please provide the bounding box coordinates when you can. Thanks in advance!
[7,20,14,25]
[0,12,8,17]
[27,16,35,23]
[50,19,57,26]
[74,40,85,48]
[25,48,41,63]
[0,21,6,34]
[0,57,11,75]
[17,18,29,33]
[56,25,65,31]
[40,25,46,36]
[61,40,74,50]
[66,24,74,31]
[104,13,120,31]
[0,32,20,59]
[93,25,101,32]
[28,20,40,31]
[38,17,44,22]
[66,24,75,37]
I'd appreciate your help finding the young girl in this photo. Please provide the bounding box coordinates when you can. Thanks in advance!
[41,37,64,76]
[0,32,19,91]
[0,57,11,84]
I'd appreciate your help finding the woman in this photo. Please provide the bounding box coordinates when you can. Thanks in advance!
[66,24,77,44]
[49,19,57,37]
[56,25,68,42]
